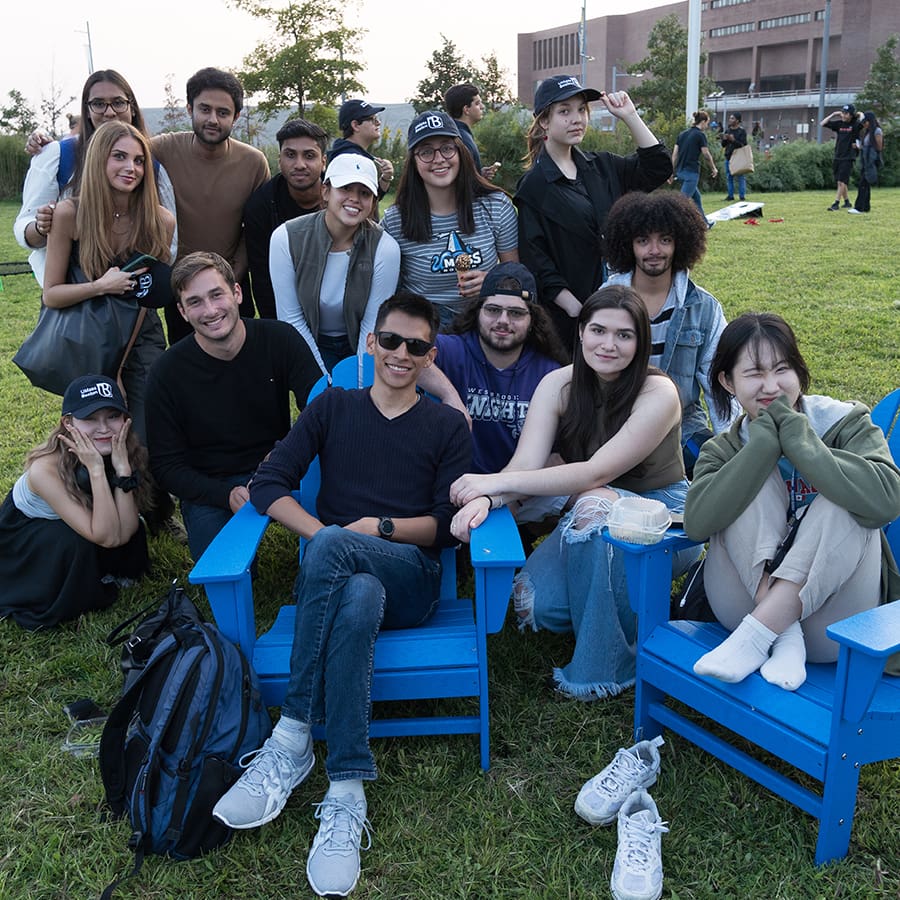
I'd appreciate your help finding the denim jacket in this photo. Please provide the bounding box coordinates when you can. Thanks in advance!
[606,270,736,443]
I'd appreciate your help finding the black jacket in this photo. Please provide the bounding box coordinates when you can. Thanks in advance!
[514,143,672,346]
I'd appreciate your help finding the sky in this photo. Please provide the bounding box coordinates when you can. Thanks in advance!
[4,0,673,120]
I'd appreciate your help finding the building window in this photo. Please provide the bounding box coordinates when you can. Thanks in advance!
[709,22,756,37]
[710,0,752,7]
[759,13,812,29]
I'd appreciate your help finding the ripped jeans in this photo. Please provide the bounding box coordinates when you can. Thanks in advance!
[514,480,697,700]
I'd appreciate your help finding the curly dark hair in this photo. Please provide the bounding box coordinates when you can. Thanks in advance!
[445,284,570,366]
[604,191,708,274]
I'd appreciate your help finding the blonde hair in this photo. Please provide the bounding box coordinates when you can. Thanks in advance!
[76,121,170,280]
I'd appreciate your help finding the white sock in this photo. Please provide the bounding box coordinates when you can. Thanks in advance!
[694,613,777,683]
[327,778,366,805]
[273,715,311,756]
[760,621,807,690]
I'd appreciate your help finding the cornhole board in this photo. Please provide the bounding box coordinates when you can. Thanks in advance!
[707,200,764,223]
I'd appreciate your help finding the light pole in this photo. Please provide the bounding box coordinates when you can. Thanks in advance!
[611,65,643,92]
[580,1,594,86]
[708,89,725,126]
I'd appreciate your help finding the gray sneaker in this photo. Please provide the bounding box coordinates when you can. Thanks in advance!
[212,731,314,829]
[574,735,664,825]
[306,793,372,897]
[610,790,669,900]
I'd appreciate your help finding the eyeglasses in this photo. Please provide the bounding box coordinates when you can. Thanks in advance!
[481,303,531,321]
[414,143,458,163]
[88,98,131,114]
[375,331,433,357]
[362,116,381,126]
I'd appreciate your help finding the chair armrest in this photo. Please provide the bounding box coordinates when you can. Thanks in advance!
[603,528,704,644]
[188,501,272,653]
[828,599,900,722]
[827,598,900,657]
[470,507,526,634]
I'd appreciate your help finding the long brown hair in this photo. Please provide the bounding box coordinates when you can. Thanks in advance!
[523,97,592,168]
[394,136,508,242]
[557,285,653,463]
[25,415,155,513]
[75,121,170,280]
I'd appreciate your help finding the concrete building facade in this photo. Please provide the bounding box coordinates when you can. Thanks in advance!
[518,0,899,142]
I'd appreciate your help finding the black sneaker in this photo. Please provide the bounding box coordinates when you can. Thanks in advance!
[827,201,840,211]
[842,199,852,208]
[724,196,735,201]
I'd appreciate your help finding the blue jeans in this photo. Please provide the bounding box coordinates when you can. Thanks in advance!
[282,525,442,780]
[677,170,706,218]
[180,471,253,561]
[725,159,746,199]
[524,481,699,699]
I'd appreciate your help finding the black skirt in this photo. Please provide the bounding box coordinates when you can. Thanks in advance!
[0,492,149,630]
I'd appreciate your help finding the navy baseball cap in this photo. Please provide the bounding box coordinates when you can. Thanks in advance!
[62,375,128,418]
[480,262,538,304]
[339,99,385,131]
[842,103,856,115]
[534,75,601,116]
[407,110,460,150]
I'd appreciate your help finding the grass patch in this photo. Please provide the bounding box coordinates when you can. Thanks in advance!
[1,194,899,897]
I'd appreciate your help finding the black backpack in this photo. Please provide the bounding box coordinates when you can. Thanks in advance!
[99,585,272,896]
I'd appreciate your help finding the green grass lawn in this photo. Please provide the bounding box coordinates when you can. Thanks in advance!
[0,193,898,898]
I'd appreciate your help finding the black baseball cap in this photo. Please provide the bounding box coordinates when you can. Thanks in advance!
[480,262,538,304]
[339,99,385,131]
[62,375,128,418]
[533,75,601,116]
[842,103,856,115]
[407,110,460,150]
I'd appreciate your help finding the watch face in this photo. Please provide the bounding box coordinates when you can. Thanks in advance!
[379,517,395,537]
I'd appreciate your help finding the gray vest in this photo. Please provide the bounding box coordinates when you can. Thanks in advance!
[285,210,383,348]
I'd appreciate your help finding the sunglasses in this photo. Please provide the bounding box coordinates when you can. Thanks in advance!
[375,331,433,357]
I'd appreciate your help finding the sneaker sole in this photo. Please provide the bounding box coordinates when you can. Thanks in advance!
[574,772,658,826]
[213,750,315,830]
[611,876,663,900]
[307,856,359,898]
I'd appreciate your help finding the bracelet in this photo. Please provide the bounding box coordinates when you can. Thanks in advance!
[34,219,46,237]
[110,472,140,493]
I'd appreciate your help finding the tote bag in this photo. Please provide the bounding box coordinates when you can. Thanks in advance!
[13,261,142,396]
[729,143,754,176]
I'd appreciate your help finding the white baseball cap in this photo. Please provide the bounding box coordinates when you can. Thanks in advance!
[324,154,379,195]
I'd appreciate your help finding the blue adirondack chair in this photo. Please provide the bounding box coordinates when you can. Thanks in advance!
[604,388,900,865]
[189,353,525,770]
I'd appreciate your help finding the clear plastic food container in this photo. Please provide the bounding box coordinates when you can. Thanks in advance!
[607,497,672,545]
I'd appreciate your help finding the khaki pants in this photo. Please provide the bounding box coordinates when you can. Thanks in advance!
[704,468,881,662]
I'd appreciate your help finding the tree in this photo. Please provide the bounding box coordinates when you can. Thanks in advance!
[159,75,190,133]
[0,90,38,135]
[855,34,900,126]
[230,0,366,119]
[624,13,717,126]
[39,77,76,139]
[410,36,477,113]
[477,52,515,110]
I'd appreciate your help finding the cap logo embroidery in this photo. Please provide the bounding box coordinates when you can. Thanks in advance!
[556,77,580,90]
[426,114,444,129]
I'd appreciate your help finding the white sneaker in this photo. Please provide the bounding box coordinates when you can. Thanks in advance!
[847,208,863,214]
[212,731,314,829]
[610,790,669,900]
[307,793,372,897]
[575,735,664,825]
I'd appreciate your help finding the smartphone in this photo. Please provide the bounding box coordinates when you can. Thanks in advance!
[121,253,158,272]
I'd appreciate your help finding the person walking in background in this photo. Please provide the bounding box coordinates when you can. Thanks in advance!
[672,111,718,226]
[443,83,500,181]
[849,112,884,215]
[515,74,671,350]
[820,104,862,212]
[721,112,748,201]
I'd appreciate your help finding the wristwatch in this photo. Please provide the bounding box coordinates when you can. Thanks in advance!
[378,516,395,540]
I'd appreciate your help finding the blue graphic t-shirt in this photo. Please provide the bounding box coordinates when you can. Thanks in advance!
[382,192,518,318]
